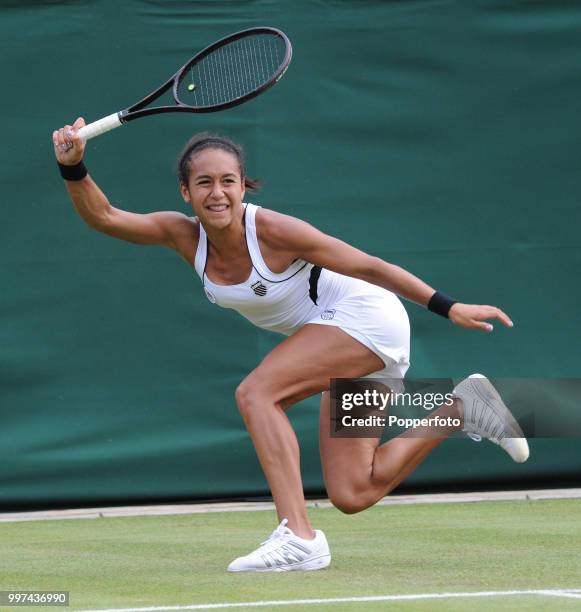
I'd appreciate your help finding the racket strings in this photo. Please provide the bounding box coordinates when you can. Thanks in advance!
[179,33,286,108]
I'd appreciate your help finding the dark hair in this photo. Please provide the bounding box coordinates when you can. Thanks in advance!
[177,132,260,191]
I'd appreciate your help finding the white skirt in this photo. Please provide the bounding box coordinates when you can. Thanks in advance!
[304,276,411,384]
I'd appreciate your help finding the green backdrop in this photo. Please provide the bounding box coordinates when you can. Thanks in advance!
[1,0,580,511]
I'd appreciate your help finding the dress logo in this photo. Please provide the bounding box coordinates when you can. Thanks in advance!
[251,281,268,297]
[321,309,336,320]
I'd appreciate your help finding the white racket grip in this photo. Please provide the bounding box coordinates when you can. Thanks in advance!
[77,112,123,141]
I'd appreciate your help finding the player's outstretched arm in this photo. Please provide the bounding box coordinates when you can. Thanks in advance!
[258,209,513,332]
[52,118,193,248]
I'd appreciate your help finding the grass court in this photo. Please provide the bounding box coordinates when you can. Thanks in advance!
[1,498,580,611]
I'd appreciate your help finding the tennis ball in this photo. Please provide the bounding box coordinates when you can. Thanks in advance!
[188,84,195,91]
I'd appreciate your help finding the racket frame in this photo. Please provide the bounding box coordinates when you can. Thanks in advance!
[121,26,292,122]
[78,26,291,140]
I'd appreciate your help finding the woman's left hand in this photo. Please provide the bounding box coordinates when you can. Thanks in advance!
[449,303,513,332]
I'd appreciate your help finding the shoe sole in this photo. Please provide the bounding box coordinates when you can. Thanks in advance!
[227,553,331,573]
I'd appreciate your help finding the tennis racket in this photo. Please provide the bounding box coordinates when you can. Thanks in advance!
[77,27,292,141]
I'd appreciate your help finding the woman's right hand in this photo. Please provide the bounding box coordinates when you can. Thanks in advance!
[52,117,86,166]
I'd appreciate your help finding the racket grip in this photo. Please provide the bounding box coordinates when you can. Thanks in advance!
[77,112,123,141]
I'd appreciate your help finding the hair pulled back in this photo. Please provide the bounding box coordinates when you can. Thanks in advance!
[177,132,260,191]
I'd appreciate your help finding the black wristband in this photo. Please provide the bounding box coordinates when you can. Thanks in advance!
[427,291,457,319]
[58,160,88,181]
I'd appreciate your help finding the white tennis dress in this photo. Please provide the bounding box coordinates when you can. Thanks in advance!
[193,203,410,379]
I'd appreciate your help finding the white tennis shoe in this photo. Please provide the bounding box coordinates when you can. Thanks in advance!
[453,374,529,463]
[227,519,331,572]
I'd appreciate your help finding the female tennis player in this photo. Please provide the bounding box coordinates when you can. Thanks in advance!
[53,118,529,572]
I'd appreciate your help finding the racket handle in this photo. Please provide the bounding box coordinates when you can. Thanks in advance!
[77,112,123,141]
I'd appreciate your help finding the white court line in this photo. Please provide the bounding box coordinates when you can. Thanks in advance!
[78,588,581,612]
[538,589,581,599]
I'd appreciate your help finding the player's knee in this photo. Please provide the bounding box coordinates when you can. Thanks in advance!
[235,376,268,418]
[327,484,367,515]
[234,379,252,415]
[328,478,395,514]
[329,491,364,515]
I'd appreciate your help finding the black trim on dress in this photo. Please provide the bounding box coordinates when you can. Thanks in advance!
[309,265,322,305]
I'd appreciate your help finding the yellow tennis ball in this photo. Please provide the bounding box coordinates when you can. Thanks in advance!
[188,84,195,91]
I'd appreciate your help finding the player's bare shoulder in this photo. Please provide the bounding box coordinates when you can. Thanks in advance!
[254,207,310,250]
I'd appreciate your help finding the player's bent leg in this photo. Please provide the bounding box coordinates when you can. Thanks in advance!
[319,390,462,514]
[319,374,529,517]
[229,324,384,572]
